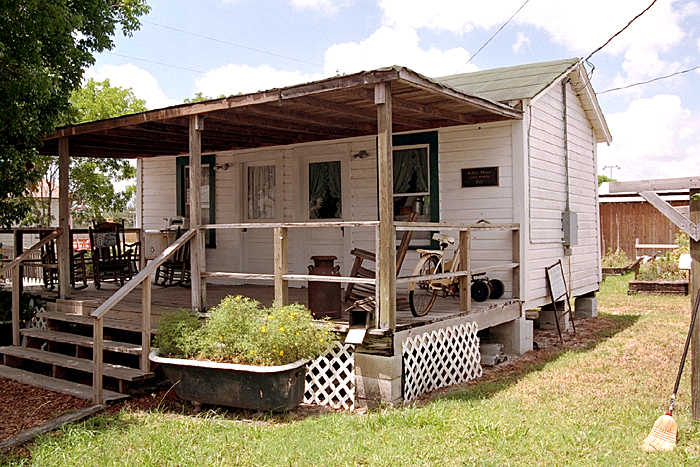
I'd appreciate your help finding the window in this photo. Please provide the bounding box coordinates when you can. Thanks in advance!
[247,165,276,220]
[309,161,342,219]
[177,155,216,248]
[392,132,439,246]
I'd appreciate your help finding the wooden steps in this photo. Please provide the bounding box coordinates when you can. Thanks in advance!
[0,365,127,403]
[1,347,153,382]
[1,301,158,401]
[21,328,143,355]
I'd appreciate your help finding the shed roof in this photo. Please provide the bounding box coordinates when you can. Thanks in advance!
[438,58,612,144]
[438,58,580,102]
[40,66,522,159]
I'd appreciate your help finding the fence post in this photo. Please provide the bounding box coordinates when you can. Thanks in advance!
[141,279,152,371]
[274,227,289,305]
[93,317,104,404]
[12,265,20,346]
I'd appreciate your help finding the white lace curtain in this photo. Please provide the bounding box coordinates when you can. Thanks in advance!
[248,165,276,219]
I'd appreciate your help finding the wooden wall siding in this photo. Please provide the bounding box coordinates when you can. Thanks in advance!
[437,122,515,291]
[525,81,600,308]
[599,200,686,259]
[142,157,177,230]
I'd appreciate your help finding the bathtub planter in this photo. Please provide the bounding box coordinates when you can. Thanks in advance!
[150,350,308,411]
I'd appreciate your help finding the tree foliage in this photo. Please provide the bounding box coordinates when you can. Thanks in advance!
[0,0,150,228]
[598,175,615,186]
[29,79,146,227]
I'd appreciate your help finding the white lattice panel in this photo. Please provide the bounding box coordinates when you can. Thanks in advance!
[402,322,482,403]
[305,341,355,411]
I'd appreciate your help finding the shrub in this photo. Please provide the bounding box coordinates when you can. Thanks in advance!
[156,296,337,366]
[0,287,39,323]
[601,248,630,268]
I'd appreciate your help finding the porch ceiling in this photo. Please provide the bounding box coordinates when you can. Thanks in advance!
[40,67,523,158]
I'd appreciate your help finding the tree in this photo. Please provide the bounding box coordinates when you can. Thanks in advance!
[0,0,150,228]
[29,79,147,227]
[598,175,616,186]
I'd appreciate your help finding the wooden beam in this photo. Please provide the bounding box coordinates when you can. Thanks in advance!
[189,115,205,312]
[375,82,396,331]
[12,266,20,346]
[92,317,103,405]
[638,191,699,241]
[141,279,152,372]
[609,177,700,193]
[691,188,700,420]
[274,227,289,305]
[459,229,472,312]
[58,138,71,299]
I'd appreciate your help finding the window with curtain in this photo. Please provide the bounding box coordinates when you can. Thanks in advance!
[393,146,429,217]
[247,165,276,220]
[309,161,341,219]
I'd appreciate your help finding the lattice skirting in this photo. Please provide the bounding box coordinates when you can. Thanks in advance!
[402,322,482,403]
[304,341,355,411]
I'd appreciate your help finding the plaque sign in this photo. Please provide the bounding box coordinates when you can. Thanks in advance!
[462,167,499,187]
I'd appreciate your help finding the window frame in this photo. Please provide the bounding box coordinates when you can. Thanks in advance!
[176,154,216,248]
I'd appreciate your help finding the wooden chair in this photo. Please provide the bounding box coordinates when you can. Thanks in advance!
[344,212,417,309]
[39,232,88,291]
[154,227,191,287]
[89,221,136,289]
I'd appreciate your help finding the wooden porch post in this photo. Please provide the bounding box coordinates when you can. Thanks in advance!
[274,227,289,305]
[189,115,206,312]
[58,138,71,299]
[691,188,699,420]
[375,82,396,330]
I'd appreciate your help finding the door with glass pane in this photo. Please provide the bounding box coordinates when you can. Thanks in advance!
[243,160,281,279]
[304,158,349,275]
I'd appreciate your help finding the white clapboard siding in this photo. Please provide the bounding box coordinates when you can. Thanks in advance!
[142,157,177,230]
[525,80,600,308]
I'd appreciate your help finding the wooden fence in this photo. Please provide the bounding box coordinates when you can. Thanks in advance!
[600,200,688,259]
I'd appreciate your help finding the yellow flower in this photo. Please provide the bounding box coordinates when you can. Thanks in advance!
[279,327,285,332]
[260,326,266,333]
[296,332,300,336]
[279,350,284,357]
[319,338,324,343]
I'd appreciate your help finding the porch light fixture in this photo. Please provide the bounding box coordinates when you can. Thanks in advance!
[214,163,229,171]
[352,150,369,159]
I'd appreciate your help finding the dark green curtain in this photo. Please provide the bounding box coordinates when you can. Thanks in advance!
[309,161,341,219]
[394,148,428,194]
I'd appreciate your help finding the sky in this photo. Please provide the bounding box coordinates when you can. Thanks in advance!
[87,0,700,182]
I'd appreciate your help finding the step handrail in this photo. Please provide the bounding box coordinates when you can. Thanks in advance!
[0,228,62,277]
[1,228,62,347]
[90,227,196,404]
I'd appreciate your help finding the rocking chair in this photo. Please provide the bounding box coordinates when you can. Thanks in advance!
[39,231,88,291]
[89,221,136,289]
[154,227,191,287]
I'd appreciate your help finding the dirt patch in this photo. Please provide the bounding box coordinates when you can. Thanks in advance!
[0,316,618,441]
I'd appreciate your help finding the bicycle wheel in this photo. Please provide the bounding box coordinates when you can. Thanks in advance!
[489,279,505,299]
[409,255,439,317]
[471,280,490,302]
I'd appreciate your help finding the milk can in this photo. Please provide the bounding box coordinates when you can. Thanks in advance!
[308,255,342,319]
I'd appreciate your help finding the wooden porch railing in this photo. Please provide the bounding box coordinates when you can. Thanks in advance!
[0,228,62,346]
[90,228,196,404]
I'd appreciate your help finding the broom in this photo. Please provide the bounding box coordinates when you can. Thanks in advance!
[641,288,700,452]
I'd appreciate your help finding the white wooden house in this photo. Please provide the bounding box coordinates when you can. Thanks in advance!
[2,58,610,408]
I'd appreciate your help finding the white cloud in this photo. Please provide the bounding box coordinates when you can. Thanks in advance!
[512,32,530,53]
[85,64,177,110]
[290,0,335,9]
[597,94,699,181]
[324,25,476,77]
[379,0,694,83]
[195,64,322,96]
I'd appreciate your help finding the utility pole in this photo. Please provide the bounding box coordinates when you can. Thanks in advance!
[602,165,620,180]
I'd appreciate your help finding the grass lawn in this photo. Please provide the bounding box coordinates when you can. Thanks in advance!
[3,274,700,466]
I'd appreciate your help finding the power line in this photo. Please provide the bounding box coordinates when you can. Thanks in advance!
[585,0,657,61]
[465,0,531,66]
[598,63,700,94]
[104,51,206,73]
[142,20,325,69]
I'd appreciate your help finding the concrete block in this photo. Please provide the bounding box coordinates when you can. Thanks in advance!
[354,375,402,408]
[575,295,597,319]
[354,353,402,380]
[539,307,571,332]
[489,316,533,355]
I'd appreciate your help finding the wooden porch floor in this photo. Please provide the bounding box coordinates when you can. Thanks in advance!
[27,281,520,334]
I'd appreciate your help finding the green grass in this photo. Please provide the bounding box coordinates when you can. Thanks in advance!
[3,274,700,466]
